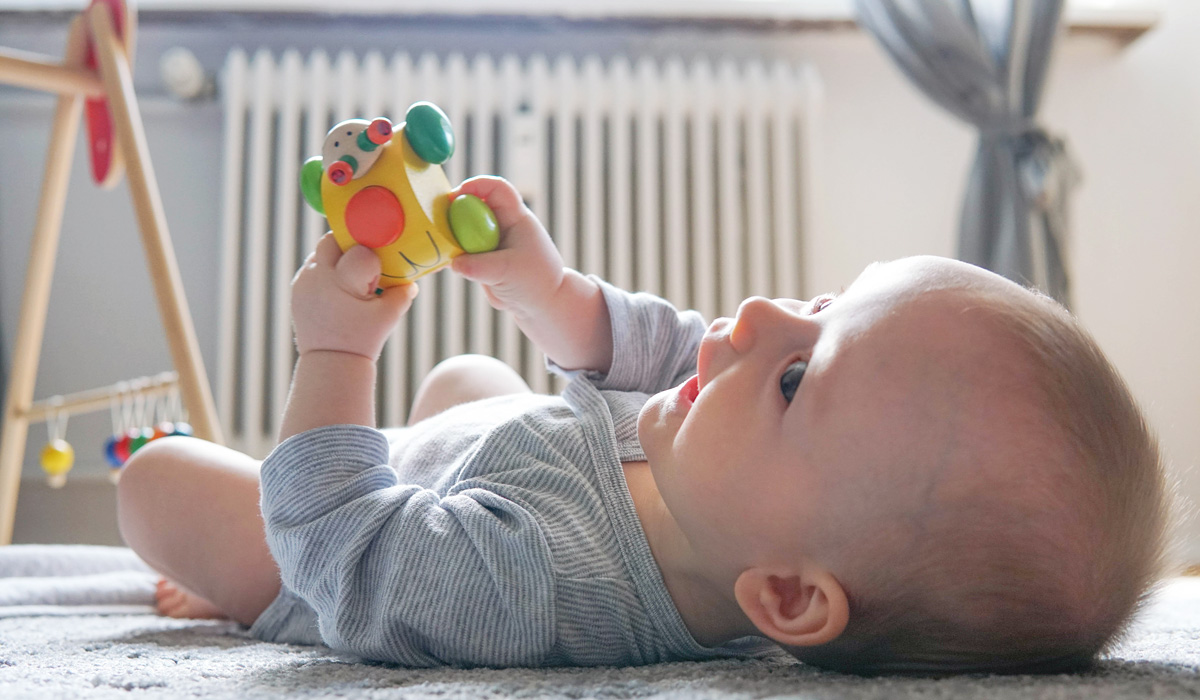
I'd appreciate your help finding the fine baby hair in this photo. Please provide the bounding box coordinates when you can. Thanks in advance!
[299,101,500,287]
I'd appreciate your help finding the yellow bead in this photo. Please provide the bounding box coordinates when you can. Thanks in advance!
[40,439,75,477]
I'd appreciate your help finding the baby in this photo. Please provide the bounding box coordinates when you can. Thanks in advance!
[116,176,1169,674]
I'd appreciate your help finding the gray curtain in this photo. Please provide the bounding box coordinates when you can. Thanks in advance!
[855,0,1077,306]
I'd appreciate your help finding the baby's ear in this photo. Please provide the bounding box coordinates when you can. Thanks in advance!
[734,565,848,647]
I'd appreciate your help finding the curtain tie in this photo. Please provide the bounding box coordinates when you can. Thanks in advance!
[1014,129,1080,213]
[979,120,1079,212]
[980,117,1039,138]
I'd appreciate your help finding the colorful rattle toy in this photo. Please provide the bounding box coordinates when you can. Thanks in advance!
[299,101,500,287]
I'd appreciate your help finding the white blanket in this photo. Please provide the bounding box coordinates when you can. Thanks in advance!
[1,544,1198,698]
[0,544,157,615]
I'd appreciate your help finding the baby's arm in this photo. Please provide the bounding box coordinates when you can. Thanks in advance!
[452,177,705,392]
[280,233,418,441]
[451,177,613,374]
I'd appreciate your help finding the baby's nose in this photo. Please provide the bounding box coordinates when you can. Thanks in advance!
[731,297,778,351]
[730,296,810,352]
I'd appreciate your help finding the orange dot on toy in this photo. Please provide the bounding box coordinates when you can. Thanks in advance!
[153,421,175,440]
[346,186,405,248]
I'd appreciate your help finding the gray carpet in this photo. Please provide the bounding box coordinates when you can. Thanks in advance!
[1,547,1198,699]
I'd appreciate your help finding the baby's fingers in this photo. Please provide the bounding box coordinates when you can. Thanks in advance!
[456,176,527,228]
[335,244,383,299]
[451,248,515,287]
[314,231,343,267]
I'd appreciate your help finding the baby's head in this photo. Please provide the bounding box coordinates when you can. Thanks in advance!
[638,255,1169,674]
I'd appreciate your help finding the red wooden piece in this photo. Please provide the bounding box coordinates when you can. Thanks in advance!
[83,0,134,188]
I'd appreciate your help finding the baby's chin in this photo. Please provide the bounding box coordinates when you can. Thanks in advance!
[634,388,674,447]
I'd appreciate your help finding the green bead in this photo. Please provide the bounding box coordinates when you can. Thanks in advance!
[129,427,155,455]
[449,194,500,253]
[404,102,454,165]
[299,157,325,215]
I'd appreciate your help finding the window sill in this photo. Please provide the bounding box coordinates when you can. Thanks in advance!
[0,0,1161,47]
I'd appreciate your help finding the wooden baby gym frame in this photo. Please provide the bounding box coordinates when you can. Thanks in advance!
[0,0,223,544]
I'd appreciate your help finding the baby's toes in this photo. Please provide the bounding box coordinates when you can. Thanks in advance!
[153,578,226,620]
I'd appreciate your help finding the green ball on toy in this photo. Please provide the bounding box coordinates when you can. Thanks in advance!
[449,194,500,254]
[404,102,454,164]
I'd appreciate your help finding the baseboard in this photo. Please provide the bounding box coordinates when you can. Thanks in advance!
[11,476,124,546]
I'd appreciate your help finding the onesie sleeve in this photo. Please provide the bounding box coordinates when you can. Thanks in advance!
[549,277,705,395]
[259,424,556,667]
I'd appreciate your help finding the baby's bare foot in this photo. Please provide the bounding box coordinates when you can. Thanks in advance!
[154,578,228,620]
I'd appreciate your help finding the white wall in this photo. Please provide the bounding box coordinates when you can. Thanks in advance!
[1,3,1197,558]
[796,2,1200,564]
[1049,3,1200,567]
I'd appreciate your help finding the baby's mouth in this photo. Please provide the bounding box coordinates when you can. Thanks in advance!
[679,375,700,405]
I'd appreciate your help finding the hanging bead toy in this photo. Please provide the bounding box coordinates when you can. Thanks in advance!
[40,399,74,489]
[22,372,188,489]
[160,382,192,439]
[103,383,126,471]
[104,378,193,482]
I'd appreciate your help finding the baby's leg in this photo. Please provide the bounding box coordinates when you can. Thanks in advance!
[408,354,532,425]
[116,436,280,627]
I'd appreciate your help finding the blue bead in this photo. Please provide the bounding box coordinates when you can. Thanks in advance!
[103,436,123,467]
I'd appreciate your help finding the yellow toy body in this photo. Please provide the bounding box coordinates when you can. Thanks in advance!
[321,127,461,286]
[300,102,499,288]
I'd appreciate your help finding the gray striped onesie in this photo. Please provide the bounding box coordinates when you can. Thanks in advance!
[251,279,776,666]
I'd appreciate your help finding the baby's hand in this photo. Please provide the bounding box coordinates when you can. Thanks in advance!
[291,233,419,360]
[450,176,565,320]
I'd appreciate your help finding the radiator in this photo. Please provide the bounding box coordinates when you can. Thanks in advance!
[217,48,821,458]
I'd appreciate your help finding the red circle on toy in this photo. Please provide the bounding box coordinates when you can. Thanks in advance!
[346,186,405,248]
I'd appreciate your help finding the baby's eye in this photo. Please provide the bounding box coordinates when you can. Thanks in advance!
[780,361,807,403]
[812,294,836,313]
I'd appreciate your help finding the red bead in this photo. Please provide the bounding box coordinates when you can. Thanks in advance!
[114,432,134,464]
